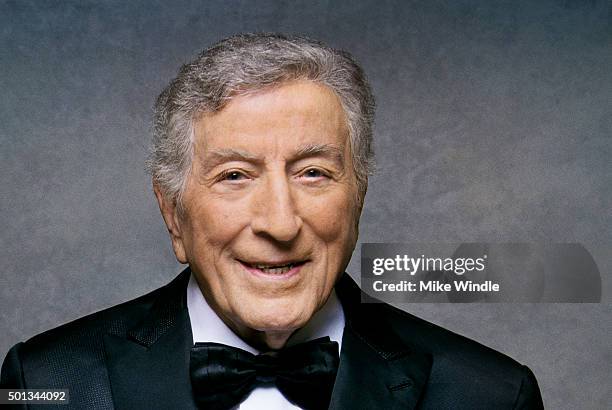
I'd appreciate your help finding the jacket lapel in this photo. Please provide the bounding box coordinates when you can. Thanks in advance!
[331,274,432,410]
[103,269,198,410]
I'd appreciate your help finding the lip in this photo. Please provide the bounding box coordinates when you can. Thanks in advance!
[238,259,307,280]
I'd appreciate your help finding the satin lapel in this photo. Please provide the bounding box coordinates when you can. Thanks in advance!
[103,269,198,410]
[330,274,433,410]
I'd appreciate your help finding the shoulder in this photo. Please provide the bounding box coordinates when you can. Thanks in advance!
[22,280,165,353]
[371,302,543,408]
[1,273,183,389]
[379,303,520,376]
[338,274,532,382]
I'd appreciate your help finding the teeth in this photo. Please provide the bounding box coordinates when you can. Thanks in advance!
[253,263,294,274]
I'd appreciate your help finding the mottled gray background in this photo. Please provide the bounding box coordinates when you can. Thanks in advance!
[1,0,610,408]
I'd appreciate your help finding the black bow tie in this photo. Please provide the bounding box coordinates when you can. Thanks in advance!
[189,336,340,410]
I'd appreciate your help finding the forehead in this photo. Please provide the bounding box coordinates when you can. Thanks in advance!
[194,81,349,155]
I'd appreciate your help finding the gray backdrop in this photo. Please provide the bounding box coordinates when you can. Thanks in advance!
[1,1,610,408]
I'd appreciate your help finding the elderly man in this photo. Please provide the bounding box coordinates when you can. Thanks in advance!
[1,33,543,409]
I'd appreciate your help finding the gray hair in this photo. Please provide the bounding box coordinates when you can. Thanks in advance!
[147,33,375,208]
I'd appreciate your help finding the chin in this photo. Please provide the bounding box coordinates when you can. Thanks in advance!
[241,301,313,333]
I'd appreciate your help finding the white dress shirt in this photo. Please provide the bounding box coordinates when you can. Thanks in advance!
[187,274,345,410]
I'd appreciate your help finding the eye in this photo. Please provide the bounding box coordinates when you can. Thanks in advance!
[302,168,329,179]
[219,170,248,182]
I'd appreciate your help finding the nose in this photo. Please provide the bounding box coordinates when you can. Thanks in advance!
[250,173,303,243]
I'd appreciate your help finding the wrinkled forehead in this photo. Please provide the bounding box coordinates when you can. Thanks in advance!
[192,81,351,161]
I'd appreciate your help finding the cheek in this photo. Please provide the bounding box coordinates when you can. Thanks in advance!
[300,189,357,243]
[183,195,249,248]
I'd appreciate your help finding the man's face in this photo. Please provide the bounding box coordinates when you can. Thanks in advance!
[161,81,360,344]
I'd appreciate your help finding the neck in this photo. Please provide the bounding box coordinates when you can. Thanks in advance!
[188,273,345,352]
[232,326,295,351]
[201,290,298,351]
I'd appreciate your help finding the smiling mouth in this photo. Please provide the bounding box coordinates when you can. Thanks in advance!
[239,260,307,276]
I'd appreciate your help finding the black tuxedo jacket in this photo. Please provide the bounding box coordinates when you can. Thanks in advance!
[1,268,543,409]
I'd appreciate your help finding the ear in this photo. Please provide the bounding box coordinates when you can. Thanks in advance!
[153,184,188,264]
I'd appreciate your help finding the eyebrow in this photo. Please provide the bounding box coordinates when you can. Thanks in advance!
[292,143,345,166]
[198,148,261,176]
[198,143,345,175]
